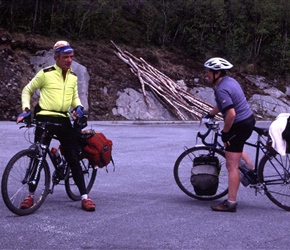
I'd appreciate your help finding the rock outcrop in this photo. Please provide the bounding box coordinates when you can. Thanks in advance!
[1,29,290,122]
[112,76,290,121]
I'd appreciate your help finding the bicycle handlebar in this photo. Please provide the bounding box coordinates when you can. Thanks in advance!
[19,119,63,129]
[197,128,212,141]
[196,120,221,147]
[197,118,269,148]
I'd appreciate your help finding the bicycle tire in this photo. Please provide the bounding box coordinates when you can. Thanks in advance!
[64,158,97,201]
[1,149,51,216]
[174,146,228,201]
[258,153,290,211]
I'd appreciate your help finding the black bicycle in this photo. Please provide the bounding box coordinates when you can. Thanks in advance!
[174,118,290,211]
[1,119,97,216]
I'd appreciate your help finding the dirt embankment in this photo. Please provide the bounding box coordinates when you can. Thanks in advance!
[0,29,261,121]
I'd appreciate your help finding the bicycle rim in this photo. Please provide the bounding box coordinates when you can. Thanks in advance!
[173,146,228,201]
[65,158,97,201]
[1,149,51,216]
[258,153,290,211]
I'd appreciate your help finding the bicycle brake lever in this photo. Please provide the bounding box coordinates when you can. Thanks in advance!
[199,119,202,127]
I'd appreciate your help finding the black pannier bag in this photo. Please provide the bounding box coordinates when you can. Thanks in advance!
[190,155,220,196]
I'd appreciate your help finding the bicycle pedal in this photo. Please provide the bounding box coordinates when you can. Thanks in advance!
[250,183,265,195]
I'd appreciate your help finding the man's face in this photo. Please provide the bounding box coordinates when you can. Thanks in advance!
[205,69,219,85]
[54,52,74,71]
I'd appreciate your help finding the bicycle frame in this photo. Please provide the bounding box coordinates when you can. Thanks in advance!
[1,117,97,216]
[196,121,270,174]
[244,131,269,174]
[175,119,290,210]
[26,121,63,187]
[25,120,96,194]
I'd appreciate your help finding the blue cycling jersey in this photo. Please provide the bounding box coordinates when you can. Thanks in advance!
[215,76,253,123]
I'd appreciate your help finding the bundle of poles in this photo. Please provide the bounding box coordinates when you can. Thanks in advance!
[111,41,222,121]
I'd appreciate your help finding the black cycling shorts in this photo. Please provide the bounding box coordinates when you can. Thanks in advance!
[225,114,255,153]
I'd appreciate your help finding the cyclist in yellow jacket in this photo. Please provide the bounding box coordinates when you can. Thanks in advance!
[17,41,96,212]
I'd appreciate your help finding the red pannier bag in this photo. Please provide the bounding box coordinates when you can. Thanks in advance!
[81,130,113,168]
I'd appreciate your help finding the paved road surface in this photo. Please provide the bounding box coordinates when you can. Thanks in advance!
[1,120,290,250]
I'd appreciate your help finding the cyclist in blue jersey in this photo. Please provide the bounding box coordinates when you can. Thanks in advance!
[203,57,255,212]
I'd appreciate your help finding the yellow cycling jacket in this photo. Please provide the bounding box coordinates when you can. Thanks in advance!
[22,64,82,117]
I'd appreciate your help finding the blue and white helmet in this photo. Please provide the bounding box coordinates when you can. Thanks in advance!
[204,57,233,70]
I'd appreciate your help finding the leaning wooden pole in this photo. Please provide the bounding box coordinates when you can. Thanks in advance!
[111,41,222,121]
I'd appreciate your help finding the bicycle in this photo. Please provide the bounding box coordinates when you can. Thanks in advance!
[173,118,290,211]
[1,118,97,216]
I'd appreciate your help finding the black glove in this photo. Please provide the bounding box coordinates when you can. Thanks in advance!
[221,131,235,142]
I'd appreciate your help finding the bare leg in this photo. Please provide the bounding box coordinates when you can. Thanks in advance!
[225,151,242,203]
[241,150,254,169]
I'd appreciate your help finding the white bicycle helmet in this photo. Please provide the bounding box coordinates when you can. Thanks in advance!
[204,57,233,70]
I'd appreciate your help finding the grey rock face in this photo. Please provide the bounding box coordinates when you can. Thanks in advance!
[112,88,175,120]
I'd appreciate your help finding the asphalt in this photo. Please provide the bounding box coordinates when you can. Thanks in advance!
[1,120,290,250]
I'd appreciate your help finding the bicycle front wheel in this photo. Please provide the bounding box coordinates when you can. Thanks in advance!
[1,149,51,216]
[174,146,228,201]
[258,153,290,211]
[65,158,97,201]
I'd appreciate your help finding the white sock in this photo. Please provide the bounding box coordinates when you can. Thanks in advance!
[81,194,88,200]
[227,200,237,205]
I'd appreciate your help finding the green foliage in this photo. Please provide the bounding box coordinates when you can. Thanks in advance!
[1,0,290,77]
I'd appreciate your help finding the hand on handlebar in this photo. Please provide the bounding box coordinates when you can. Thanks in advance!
[203,113,215,119]
[72,106,84,118]
[16,109,31,124]
[201,113,215,126]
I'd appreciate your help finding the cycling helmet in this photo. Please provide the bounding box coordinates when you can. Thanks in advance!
[53,40,73,54]
[204,57,233,70]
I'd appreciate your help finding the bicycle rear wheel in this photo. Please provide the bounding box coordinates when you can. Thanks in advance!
[65,158,97,201]
[174,146,228,201]
[258,153,290,211]
[1,149,51,216]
